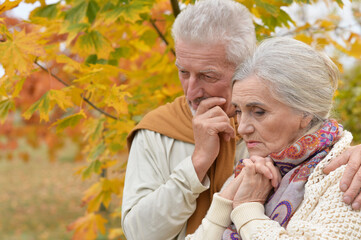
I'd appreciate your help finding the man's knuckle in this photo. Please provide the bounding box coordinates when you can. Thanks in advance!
[347,162,359,172]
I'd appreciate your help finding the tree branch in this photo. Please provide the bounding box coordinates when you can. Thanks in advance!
[170,0,180,18]
[34,60,118,120]
[150,18,176,56]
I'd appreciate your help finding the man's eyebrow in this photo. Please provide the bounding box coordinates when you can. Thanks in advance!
[199,69,218,74]
[175,62,183,69]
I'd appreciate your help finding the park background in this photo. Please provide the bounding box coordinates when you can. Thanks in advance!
[0,0,360,239]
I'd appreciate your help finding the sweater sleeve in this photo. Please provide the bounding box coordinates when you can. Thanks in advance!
[121,130,209,240]
[232,165,361,240]
[185,193,233,240]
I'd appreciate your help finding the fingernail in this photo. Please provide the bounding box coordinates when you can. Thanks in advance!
[343,196,351,204]
[340,184,348,192]
[352,202,360,210]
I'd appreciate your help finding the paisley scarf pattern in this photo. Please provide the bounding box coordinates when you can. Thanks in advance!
[222,119,343,240]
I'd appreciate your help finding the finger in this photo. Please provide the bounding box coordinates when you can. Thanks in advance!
[206,122,235,137]
[196,97,226,115]
[219,173,244,200]
[339,149,361,192]
[265,161,281,188]
[342,168,361,207]
[351,191,361,210]
[254,161,273,180]
[323,148,352,174]
[250,156,273,180]
[242,159,256,175]
[198,106,229,120]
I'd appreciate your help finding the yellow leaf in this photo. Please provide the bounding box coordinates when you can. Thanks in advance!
[68,213,107,240]
[0,29,45,77]
[104,85,131,115]
[56,55,82,72]
[350,38,361,58]
[319,20,334,29]
[0,0,22,15]
[108,228,124,239]
[294,34,313,45]
[49,89,74,111]
[295,23,311,33]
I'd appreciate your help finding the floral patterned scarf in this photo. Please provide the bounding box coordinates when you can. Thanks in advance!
[222,119,343,239]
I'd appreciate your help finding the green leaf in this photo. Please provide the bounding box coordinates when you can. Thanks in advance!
[91,118,105,141]
[85,54,98,64]
[105,0,154,23]
[12,77,25,98]
[255,0,278,16]
[140,29,158,47]
[67,23,90,32]
[33,3,58,19]
[83,159,102,179]
[52,110,86,133]
[23,92,51,122]
[89,142,106,160]
[0,99,15,123]
[78,30,111,53]
[87,0,100,24]
[65,1,87,23]
[111,47,132,59]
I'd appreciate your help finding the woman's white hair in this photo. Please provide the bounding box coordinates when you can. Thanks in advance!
[171,0,256,65]
[233,37,339,130]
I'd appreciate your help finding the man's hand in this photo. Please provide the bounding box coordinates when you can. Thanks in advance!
[192,97,235,182]
[323,145,361,210]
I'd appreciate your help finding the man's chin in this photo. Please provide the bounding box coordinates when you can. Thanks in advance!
[187,102,196,116]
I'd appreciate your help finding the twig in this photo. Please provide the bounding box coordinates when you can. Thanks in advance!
[170,0,180,18]
[34,60,118,120]
[150,18,176,56]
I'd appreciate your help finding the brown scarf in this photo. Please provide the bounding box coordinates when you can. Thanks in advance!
[127,96,236,234]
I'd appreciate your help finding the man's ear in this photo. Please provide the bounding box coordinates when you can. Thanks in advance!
[300,113,313,129]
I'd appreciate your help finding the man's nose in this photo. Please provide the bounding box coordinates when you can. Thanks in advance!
[186,76,202,100]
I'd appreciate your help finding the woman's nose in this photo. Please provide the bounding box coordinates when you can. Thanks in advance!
[237,117,254,135]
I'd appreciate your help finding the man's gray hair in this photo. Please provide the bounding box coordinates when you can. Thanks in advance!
[233,37,339,130]
[171,0,256,65]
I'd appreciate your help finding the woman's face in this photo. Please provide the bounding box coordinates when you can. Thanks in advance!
[232,75,309,157]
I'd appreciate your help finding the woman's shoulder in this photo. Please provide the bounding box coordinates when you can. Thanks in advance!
[314,130,353,174]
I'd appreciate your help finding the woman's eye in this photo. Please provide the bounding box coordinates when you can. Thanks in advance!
[235,110,242,115]
[254,109,265,116]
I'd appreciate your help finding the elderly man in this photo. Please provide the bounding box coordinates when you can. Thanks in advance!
[122,0,361,239]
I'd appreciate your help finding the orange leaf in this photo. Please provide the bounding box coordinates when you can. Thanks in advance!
[67,213,107,240]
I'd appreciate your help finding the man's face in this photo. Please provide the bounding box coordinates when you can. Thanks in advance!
[175,40,236,115]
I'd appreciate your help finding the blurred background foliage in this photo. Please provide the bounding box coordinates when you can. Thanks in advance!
[0,0,360,239]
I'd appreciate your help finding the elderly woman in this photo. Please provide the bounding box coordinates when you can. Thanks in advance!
[186,37,361,240]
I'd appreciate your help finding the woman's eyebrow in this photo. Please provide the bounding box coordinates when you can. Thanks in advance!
[246,102,266,107]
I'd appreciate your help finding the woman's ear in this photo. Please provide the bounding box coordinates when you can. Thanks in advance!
[300,113,313,129]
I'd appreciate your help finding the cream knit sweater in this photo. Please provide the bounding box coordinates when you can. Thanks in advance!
[187,131,361,240]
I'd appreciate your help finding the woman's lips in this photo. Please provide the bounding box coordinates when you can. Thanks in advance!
[246,141,260,148]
